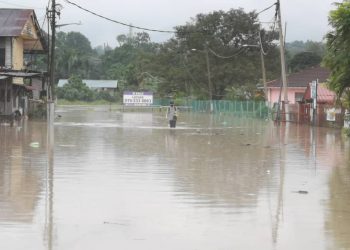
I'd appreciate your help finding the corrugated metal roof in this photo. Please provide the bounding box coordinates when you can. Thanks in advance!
[0,9,33,37]
[58,79,118,89]
[304,83,336,105]
[267,66,331,88]
[0,8,47,52]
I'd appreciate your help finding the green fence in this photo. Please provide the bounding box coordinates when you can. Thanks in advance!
[191,100,268,118]
[153,99,268,118]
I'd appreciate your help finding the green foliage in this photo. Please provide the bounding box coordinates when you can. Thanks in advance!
[56,76,118,102]
[342,127,350,137]
[341,90,350,110]
[224,85,264,101]
[286,40,326,58]
[54,10,326,103]
[323,1,350,99]
[56,76,95,101]
[290,52,322,72]
[55,31,99,79]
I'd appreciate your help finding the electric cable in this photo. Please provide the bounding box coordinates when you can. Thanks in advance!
[64,0,175,33]
[208,47,245,59]
[257,2,277,16]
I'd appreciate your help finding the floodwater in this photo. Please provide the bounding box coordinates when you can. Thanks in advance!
[0,106,350,250]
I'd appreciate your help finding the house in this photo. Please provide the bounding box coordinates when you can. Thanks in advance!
[0,9,47,117]
[58,79,118,95]
[266,66,331,107]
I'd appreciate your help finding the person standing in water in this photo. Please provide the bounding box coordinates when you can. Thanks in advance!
[166,101,177,128]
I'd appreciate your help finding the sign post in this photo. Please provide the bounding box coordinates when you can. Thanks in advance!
[311,80,318,125]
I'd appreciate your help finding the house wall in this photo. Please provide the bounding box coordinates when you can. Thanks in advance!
[5,38,12,67]
[268,87,306,106]
[12,37,24,85]
[12,37,24,70]
[21,18,38,40]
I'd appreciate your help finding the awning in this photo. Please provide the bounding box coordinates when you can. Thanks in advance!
[0,72,41,77]
[303,83,336,105]
[0,76,8,80]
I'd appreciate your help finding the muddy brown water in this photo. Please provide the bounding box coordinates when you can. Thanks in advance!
[0,106,350,250]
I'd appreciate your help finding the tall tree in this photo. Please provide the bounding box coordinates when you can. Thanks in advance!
[323,1,350,98]
[290,52,322,73]
[173,8,279,99]
[55,31,98,80]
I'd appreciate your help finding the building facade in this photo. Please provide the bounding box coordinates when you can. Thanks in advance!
[0,9,47,117]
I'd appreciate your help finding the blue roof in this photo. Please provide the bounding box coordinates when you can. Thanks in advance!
[58,79,118,89]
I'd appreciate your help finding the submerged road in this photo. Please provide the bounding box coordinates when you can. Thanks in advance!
[0,106,349,250]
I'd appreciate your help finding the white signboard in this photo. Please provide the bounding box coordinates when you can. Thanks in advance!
[123,91,153,106]
[326,108,336,122]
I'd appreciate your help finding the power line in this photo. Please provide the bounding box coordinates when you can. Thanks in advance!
[257,2,277,16]
[64,0,175,33]
[208,47,245,59]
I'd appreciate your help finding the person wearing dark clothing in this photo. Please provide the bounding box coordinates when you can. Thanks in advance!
[166,101,177,128]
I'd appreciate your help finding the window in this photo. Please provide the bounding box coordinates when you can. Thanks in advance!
[295,92,304,102]
[0,48,5,66]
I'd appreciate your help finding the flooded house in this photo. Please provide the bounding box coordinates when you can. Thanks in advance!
[266,65,343,126]
[266,65,331,107]
[0,8,47,119]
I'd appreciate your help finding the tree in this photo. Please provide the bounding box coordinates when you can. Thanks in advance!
[56,75,95,101]
[55,31,98,80]
[323,1,350,99]
[290,52,322,72]
[173,8,279,100]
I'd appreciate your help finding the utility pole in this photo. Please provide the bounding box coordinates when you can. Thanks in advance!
[204,44,214,112]
[49,0,56,102]
[260,49,267,98]
[276,0,289,120]
[258,31,267,99]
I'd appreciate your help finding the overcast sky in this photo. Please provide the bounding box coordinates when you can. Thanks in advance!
[3,0,335,47]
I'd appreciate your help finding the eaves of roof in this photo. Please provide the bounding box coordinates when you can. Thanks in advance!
[267,66,331,88]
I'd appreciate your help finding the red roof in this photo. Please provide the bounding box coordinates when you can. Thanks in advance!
[304,83,336,104]
[267,65,331,88]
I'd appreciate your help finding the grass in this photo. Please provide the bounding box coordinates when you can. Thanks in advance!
[57,99,121,106]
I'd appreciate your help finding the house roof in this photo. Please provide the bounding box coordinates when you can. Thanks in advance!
[0,8,47,52]
[304,83,336,104]
[58,79,118,89]
[267,65,331,88]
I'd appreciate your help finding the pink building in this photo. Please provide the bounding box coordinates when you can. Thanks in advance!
[266,66,331,107]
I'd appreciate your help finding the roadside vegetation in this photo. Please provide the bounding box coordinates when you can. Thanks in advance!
[323,1,350,136]
[27,8,326,105]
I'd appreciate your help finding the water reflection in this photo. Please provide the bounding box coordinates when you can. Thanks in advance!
[0,121,47,223]
[326,140,350,250]
[0,107,350,249]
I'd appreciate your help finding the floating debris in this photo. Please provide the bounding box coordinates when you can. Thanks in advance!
[59,144,76,147]
[292,190,309,194]
[29,142,40,148]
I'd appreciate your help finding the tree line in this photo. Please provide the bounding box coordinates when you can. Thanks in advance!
[32,8,327,103]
